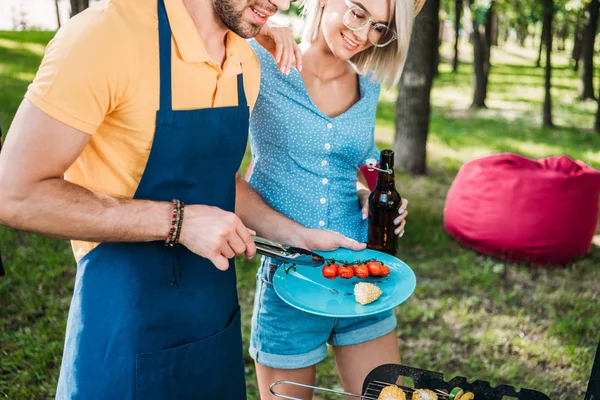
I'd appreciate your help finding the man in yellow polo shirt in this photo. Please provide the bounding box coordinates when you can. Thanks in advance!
[0,0,365,398]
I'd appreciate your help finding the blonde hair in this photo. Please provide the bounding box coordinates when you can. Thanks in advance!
[300,0,414,87]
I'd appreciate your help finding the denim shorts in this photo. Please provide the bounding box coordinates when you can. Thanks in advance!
[249,257,397,369]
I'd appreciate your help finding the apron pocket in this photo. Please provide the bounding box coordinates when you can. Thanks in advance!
[135,307,245,400]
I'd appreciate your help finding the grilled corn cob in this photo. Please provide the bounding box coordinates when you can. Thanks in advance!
[412,389,438,400]
[354,282,382,305]
[378,385,406,400]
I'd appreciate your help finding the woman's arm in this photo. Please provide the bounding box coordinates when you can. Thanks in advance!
[235,171,366,251]
[357,170,371,221]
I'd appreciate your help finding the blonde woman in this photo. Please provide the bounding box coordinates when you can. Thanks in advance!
[248,0,424,397]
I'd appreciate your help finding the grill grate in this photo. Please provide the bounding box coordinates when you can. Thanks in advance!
[364,380,450,399]
[270,364,552,399]
[362,365,551,400]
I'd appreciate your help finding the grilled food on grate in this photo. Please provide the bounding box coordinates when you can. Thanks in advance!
[412,389,439,400]
[378,385,407,400]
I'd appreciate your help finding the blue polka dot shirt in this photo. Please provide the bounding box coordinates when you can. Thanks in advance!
[247,40,381,242]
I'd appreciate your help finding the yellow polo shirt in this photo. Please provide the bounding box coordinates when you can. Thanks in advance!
[25,0,261,260]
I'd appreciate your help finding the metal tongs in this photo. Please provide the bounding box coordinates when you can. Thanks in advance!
[253,236,325,266]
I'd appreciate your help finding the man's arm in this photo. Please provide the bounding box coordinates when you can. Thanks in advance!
[0,101,255,271]
[0,100,171,242]
[235,172,365,251]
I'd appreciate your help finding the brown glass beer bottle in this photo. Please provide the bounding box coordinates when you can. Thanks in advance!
[367,149,402,255]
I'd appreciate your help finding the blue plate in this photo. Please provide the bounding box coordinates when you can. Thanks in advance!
[272,248,417,318]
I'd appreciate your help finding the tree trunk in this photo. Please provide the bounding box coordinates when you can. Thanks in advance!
[543,0,554,128]
[483,2,493,93]
[55,0,61,28]
[453,0,462,72]
[579,0,599,100]
[470,0,492,108]
[537,20,545,67]
[596,84,600,133]
[558,25,567,51]
[556,25,565,51]
[517,28,526,47]
[596,64,600,133]
[70,0,89,17]
[434,22,443,77]
[394,0,440,175]
[573,21,582,71]
[485,3,493,48]
[490,9,499,46]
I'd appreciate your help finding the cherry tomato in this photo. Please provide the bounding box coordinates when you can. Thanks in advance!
[366,261,383,277]
[353,264,369,279]
[380,265,390,277]
[338,266,355,279]
[322,264,339,280]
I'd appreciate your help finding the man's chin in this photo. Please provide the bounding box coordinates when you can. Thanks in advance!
[230,21,263,38]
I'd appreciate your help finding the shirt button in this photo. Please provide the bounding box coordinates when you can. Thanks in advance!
[321,160,328,166]
[320,198,327,204]
[322,178,329,185]
[319,220,326,227]
[327,123,333,129]
[324,143,331,150]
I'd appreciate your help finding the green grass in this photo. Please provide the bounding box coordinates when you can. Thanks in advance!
[0,31,54,133]
[1,31,600,400]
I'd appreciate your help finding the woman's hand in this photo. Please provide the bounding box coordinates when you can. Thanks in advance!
[393,198,408,238]
[255,23,302,75]
[294,228,366,252]
[359,194,408,238]
[358,189,370,220]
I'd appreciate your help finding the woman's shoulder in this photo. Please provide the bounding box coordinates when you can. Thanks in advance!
[356,71,381,107]
[360,71,382,94]
[248,39,280,73]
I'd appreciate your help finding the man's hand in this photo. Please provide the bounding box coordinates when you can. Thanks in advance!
[178,205,257,271]
[254,23,302,75]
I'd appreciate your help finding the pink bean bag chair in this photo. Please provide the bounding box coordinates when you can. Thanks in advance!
[444,153,600,266]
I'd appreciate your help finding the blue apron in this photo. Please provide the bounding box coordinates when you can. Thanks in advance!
[56,0,249,398]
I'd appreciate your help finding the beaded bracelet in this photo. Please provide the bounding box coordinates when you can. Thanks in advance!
[173,200,185,244]
[165,199,177,245]
[165,199,184,247]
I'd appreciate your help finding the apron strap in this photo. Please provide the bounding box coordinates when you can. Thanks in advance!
[158,0,173,111]
[237,72,248,108]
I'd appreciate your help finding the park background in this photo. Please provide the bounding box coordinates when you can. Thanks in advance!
[1,0,600,398]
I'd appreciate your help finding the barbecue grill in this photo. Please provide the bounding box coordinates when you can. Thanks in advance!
[270,336,600,399]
